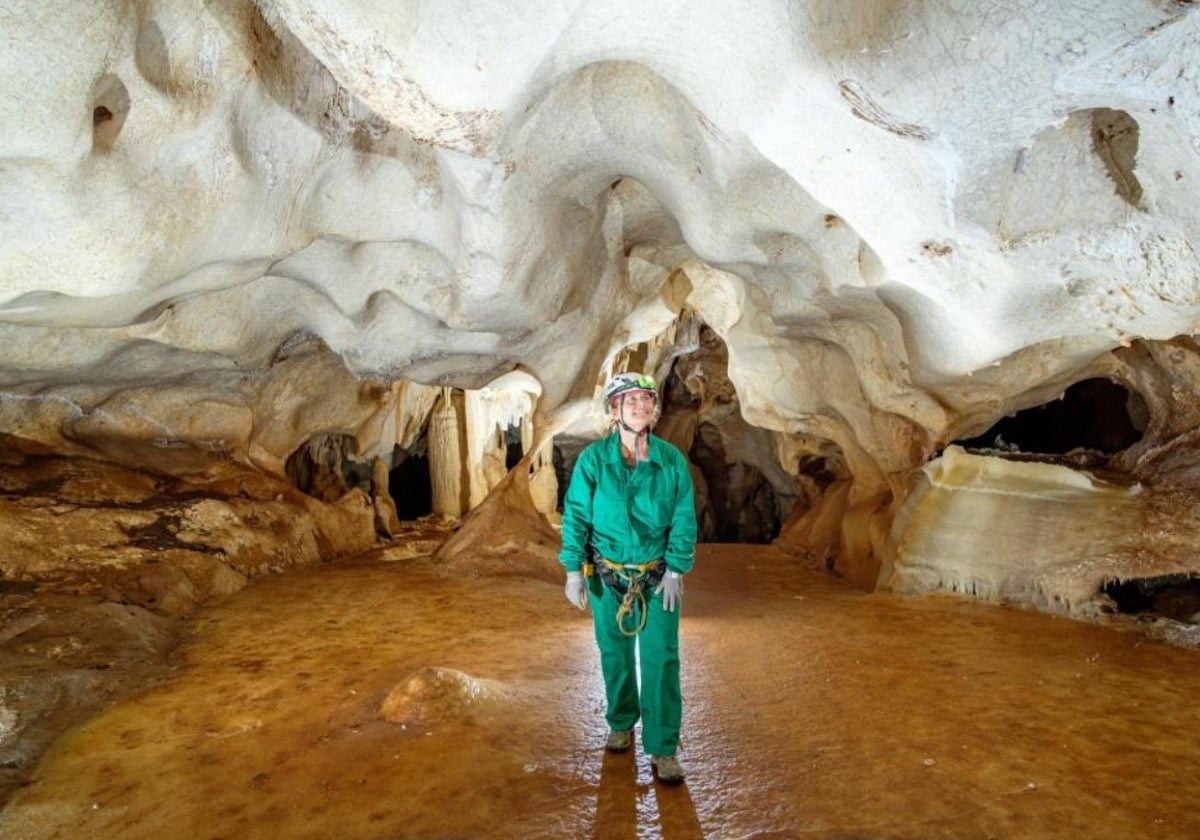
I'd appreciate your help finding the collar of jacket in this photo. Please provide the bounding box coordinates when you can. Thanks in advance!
[602,430,668,467]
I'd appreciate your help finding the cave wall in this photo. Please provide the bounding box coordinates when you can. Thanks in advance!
[0,1,1199,608]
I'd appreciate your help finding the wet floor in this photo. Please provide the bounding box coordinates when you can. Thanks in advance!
[3,543,1200,839]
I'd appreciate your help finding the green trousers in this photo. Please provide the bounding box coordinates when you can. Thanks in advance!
[587,573,682,757]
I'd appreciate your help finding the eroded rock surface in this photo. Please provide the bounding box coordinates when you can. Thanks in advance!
[2,2,1197,590]
[378,667,506,727]
[0,449,380,804]
[3,0,1200,815]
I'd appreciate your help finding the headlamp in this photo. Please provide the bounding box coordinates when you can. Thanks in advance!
[603,372,658,402]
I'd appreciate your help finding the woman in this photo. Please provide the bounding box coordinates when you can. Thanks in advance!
[559,371,698,784]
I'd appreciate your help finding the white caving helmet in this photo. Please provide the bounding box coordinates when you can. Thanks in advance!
[603,372,657,405]
[603,372,659,450]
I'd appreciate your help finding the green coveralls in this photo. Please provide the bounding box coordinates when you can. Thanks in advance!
[559,432,697,757]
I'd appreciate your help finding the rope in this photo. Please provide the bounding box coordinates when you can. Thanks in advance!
[602,558,662,637]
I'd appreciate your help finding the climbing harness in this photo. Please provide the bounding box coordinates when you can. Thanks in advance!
[584,556,665,637]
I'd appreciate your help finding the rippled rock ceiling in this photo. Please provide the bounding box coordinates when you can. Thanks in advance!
[3,0,1200,617]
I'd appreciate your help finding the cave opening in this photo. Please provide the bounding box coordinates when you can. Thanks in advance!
[956,378,1144,456]
[552,442,573,512]
[551,322,800,545]
[680,411,783,543]
[1101,575,1200,624]
[655,323,795,544]
[285,432,361,502]
[390,438,433,521]
[503,423,524,471]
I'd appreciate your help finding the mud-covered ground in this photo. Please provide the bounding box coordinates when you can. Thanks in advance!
[0,572,183,807]
[3,543,1200,839]
[0,451,448,810]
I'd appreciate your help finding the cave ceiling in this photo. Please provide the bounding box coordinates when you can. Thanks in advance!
[1,2,1199,572]
[12,2,1200,816]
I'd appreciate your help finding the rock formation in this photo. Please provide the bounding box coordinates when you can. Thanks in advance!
[3,0,1200,802]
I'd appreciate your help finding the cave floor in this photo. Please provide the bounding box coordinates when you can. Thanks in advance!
[3,543,1200,840]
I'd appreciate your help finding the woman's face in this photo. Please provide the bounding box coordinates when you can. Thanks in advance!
[611,390,656,432]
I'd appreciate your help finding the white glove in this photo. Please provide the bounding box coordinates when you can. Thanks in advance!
[565,570,587,610]
[656,570,683,612]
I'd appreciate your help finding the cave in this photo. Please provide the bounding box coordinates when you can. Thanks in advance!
[285,432,362,502]
[503,423,524,471]
[685,418,783,543]
[656,326,796,544]
[5,3,1200,837]
[956,378,1145,456]
[1101,575,1200,624]
[550,326,797,544]
[552,440,577,512]
[390,445,434,520]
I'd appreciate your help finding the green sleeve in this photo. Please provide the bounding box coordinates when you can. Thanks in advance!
[664,448,697,574]
[559,447,597,572]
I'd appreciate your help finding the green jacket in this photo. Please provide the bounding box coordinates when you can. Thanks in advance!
[559,432,697,574]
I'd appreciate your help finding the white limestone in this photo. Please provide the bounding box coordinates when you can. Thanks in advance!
[883,447,1144,611]
[2,1,1199,604]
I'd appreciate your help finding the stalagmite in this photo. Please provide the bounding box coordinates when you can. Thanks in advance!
[428,391,465,518]
[3,0,1200,824]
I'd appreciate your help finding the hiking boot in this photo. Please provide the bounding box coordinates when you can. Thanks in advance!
[650,754,686,784]
[605,729,633,753]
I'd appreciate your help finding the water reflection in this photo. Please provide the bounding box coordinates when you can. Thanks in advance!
[653,774,703,839]
[591,744,703,840]
[593,750,638,838]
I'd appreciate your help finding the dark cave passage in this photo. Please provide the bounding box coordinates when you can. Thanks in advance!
[285,432,362,502]
[957,378,1145,455]
[503,424,524,471]
[683,413,782,543]
[1101,575,1200,624]
[390,445,433,520]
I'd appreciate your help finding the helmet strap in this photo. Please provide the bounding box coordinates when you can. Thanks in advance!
[616,394,651,463]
